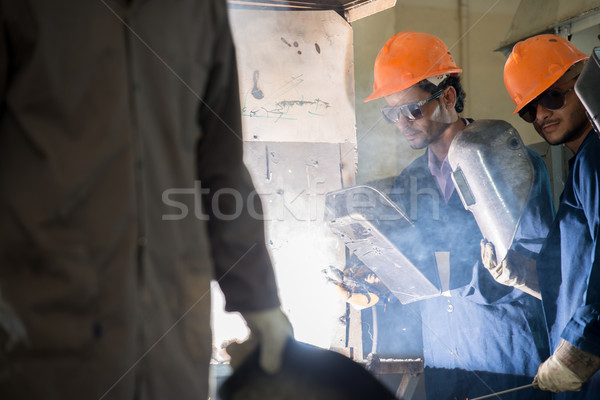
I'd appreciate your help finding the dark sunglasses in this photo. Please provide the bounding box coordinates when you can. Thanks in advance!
[518,87,574,123]
[381,89,443,124]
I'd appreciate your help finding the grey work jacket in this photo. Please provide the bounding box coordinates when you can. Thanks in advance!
[0,1,280,399]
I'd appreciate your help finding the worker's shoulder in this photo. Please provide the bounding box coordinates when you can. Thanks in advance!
[572,130,600,175]
[577,130,600,161]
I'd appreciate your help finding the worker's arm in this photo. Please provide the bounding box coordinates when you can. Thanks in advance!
[481,240,541,300]
[196,0,290,374]
[555,139,600,377]
[196,0,279,313]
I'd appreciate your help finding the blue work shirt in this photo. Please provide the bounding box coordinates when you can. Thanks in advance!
[387,146,553,400]
[537,131,600,400]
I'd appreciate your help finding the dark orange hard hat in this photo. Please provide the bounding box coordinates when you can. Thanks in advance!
[504,34,588,113]
[364,31,462,102]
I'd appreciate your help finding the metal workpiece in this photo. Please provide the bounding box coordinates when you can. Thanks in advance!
[218,338,397,400]
[363,354,424,375]
[448,119,534,263]
[325,185,441,304]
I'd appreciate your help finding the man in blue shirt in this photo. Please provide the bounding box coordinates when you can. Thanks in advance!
[502,34,600,399]
[363,31,554,400]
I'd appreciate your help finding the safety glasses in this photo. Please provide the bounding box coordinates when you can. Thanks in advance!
[381,89,443,124]
[518,87,574,123]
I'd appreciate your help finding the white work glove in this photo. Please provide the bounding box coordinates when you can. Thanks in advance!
[0,289,28,351]
[227,307,293,374]
[534,339,600,392]
[480,239,541,299]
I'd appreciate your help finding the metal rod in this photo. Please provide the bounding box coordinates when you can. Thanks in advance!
[469,383,537,400]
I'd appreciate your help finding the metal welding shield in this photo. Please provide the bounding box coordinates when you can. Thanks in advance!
[448,120,534,263]
[575,47,600,136]
[325,185,440,304]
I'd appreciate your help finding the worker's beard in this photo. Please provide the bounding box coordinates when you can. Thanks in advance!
[402,102,454,150]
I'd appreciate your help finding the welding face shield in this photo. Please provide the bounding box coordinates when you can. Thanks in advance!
[448,120,534,263]
[324,185,441,304]
[575,47,600,136]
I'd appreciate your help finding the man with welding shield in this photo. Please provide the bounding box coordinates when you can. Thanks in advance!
[493,34,600,399]
[359,31,554,400]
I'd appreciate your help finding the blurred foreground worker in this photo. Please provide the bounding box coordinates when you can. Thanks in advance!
[0,1,291,399]
[364,31,553,400]
[503,34,600,398]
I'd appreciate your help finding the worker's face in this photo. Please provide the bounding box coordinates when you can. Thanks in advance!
[528,79,590,147]
[384,86,453,150]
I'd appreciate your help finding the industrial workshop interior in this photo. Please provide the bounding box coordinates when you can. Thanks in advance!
[2,0,600,400]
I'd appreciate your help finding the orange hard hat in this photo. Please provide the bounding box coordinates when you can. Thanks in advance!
[504,34,588,113]
[364,31,462,102]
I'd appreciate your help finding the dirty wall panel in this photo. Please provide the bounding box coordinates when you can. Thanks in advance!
[229,9,356,145]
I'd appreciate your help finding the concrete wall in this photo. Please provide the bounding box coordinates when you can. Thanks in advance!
[352,0,542,183]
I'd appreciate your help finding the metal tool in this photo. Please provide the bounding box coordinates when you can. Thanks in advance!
[469,383,537,400]
[325,185,441,304]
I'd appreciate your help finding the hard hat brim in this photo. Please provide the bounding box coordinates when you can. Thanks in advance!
[364,69,462,103]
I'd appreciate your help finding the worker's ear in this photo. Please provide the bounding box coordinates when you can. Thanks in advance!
[440,86,457,110]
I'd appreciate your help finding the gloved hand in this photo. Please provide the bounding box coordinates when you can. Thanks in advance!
[227,307,293,374]
[0,289,28,351]
[335,285,379,310]
[534,339,600,392]
[323,264,388,310]
[480,239,541,299]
